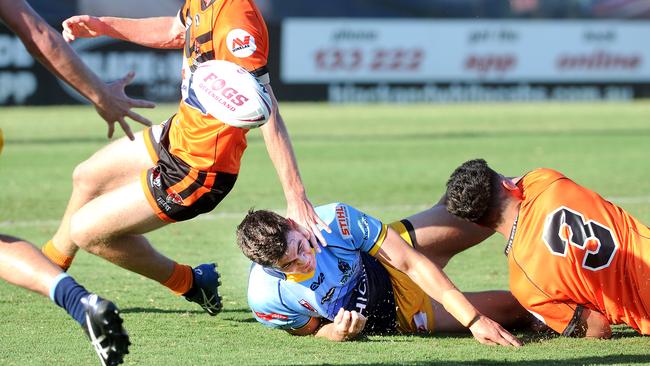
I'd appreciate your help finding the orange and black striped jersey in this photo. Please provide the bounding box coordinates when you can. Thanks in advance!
[172,0,269,174]
[508,168,650,335]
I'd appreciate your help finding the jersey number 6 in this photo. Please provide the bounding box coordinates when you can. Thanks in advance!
[542,206,618,271]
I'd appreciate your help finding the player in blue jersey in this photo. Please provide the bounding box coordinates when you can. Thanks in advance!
[237,203,528,344]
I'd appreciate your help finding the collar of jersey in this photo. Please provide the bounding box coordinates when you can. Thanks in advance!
[504,210,520,256]
[285,270,316,283]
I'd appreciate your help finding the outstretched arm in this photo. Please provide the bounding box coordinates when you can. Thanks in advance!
[375,228,522,347]
[0,0,154,139]
[260,84,331,249]
[61,14,185,49]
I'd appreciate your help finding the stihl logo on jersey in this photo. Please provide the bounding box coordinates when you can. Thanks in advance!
[255,311,288,321]
[199,72,250,110]
[227,29,257,58]
[336,205,352,239]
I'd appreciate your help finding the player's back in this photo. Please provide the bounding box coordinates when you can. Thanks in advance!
[509,168,650,334]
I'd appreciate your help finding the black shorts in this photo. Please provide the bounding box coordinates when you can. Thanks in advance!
[344,253,398,334]
[141,117,237,222]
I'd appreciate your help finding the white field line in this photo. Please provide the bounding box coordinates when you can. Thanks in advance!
[1,197,649,228]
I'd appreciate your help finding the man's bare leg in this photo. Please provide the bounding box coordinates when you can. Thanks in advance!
[394,203,494,268]
[69,180,224,315]
[69,180,172,282]
[0,235,63,295]
[50,131,154,259]
[0,234,130,363]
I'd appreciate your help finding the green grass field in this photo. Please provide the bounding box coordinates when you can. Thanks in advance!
[1,102,649,365]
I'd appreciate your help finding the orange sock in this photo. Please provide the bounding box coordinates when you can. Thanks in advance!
[41,240,74,271]
[163,263,194,296]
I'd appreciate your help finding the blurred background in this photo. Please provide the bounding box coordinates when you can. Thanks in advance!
[1,0,648,105]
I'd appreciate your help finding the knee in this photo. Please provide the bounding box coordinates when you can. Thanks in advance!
[71,159,101,196]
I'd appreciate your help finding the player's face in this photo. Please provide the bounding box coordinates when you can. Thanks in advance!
[275,230,316,274]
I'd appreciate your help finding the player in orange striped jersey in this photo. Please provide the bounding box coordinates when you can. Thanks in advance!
[43,0,330,315]
[445,159,650,338]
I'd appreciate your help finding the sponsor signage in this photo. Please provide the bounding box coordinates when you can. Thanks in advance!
[61,37,182,103]
[0,24,181,106]
[281,19,650,83]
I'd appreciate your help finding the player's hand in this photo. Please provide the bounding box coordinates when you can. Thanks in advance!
[468,315,522,347]
[62,15,104,42]
[286,197,331,252]
[95,71,155,140]
[332,308,366,341]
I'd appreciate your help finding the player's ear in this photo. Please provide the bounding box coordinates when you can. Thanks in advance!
[501,177,521,196]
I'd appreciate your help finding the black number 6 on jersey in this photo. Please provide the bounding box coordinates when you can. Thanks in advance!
[542,206,619,271]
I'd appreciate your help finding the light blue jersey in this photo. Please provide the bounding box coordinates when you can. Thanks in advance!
[247,203,388,330]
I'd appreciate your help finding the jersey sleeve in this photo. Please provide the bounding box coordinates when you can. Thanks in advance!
[317,203,387,255]
[247,266,311,330]
[214,0,269,80]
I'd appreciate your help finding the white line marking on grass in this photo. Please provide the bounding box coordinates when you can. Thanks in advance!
[1,198,649,228]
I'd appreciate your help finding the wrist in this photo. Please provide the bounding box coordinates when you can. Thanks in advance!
[440,289,480,328]
[466,313,482,329]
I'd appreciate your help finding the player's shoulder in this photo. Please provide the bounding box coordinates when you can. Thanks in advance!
[520,168,567,194]
[220,0,265,23]
[524,168,566,181]
[315,202,347,221]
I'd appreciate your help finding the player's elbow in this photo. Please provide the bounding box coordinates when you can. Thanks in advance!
[584,320,612,339]
[573,308,612,339]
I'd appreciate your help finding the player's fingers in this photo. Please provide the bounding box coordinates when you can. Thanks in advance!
[308,226,322,253]
[481,339,497,346]
[126,110,153,127]
[499,330,522,347]
[107,122,115,139]
[117,118,135,141]
[61,17,78,30]
[494,335,514,347]
[334,308,345,323]
[73,15,91,23]
[340,311,351,328]
[62,32,74,43]
[316,216,332,233]
[311,224,327,247]
[119,71,136,86]
[349,311,361,332]
[128,98,156,109]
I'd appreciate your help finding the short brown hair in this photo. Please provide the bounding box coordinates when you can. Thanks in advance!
[445,159,505,229]
[236,209,290,267]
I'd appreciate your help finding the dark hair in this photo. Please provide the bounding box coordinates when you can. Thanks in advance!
[444,159,505,229]
[236,209,290,267]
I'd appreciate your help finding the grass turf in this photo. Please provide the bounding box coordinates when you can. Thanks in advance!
[0,102,649,365]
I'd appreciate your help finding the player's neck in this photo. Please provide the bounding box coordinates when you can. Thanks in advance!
[495,199,521,239]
